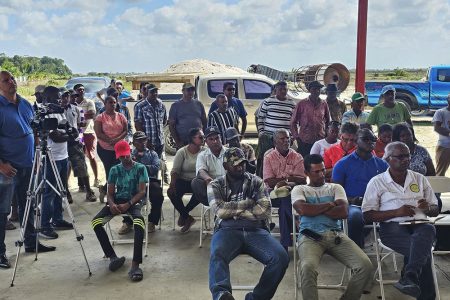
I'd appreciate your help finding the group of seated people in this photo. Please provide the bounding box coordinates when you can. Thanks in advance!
[90,119,440,300]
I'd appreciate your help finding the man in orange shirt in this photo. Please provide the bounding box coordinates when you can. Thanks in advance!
[323,122,359,180]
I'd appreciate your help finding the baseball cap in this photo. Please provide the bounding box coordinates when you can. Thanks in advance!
[351,92,365,102]
[224,127,240,141]
[308,80,324,91]
[32,85,46,95]
[381,85,396,95]
[115,80,123,85]
[182,82,195,90]
[204,126,221,138]
[114,140,131,159]
[133,131,147,140]
[223,147,247,166]
[147,83,158,91]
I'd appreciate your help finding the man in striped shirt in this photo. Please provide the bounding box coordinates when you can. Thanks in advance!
[255,81,296,176]
[207,94,239,145]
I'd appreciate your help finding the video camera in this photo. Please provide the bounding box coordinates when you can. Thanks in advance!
[31,103,64,132]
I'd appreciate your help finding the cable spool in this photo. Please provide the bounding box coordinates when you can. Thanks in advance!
[292,63,350,92]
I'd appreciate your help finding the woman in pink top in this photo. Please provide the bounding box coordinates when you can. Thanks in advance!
[94,96,128,201]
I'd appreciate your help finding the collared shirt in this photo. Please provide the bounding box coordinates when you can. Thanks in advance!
[257,97,296,135]
[209,96,247,118]
[207,107,239,144]
[196,147,227,179]
[134,98,167,146]
[208,172,271,230]
[323,143,356,169]
[341,110,370,125]
[0,95,34,168]
[77,98,96,134]
[263,148,305,184]
[290,97,331,144]
[132,148,160,179]
[332,152,388,198]
[326,98,347,123]
[366,102,411,128]
[362,169,438,223]
[291,183,347,233]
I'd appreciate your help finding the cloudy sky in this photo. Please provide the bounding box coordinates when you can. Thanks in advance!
[1,0,449,73]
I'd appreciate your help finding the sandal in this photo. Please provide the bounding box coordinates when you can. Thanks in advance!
[128,267,143,282]
[109,256,125,271]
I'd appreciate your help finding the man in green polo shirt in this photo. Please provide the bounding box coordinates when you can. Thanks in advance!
[367,85,413,129]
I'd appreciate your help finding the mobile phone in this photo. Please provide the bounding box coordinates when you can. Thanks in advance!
[300,228,323,242]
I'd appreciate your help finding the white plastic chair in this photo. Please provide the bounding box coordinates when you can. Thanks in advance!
[199,204,213,248]
[106,183,150,257]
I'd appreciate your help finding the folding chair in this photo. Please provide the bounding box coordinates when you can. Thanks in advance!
[292,209,350,300]
[106,183,151,257]
[199,204,213,248]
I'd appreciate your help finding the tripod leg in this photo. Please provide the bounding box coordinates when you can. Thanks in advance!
[46,151,92,276]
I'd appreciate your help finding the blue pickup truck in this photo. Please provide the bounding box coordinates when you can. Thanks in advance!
[365,66,450,116]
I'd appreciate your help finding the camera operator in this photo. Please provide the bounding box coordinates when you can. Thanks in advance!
[39,86,74,240]
[60,88,97,202]
[0,71,55,269]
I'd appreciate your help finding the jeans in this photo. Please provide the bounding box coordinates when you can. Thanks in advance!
[209,227,289,300]
[347,205,366,248]
[271,195,293,247]
[41,158,68,230]
[1,167,36,249]
[380,222,436,300]
[169,179,201,219]
[298,232,373,300]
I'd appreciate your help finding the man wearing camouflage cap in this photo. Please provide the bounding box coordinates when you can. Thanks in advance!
[208,147,289,300]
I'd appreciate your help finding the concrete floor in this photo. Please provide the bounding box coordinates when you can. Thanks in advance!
[2,188,450,300]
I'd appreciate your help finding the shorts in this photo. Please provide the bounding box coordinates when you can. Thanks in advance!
[83,133,97,159]
[68,143,89,178]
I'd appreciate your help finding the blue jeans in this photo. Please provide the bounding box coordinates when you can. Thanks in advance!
[209,227,289,300]
[41,159,68,230]
[347,205,366,248]
[271,195,293,247]
[380,222,436,300]
[0,168,36,252]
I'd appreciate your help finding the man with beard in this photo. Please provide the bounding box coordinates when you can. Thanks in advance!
[208,148,289,300]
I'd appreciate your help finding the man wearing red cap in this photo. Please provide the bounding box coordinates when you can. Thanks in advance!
[91,140,148,282]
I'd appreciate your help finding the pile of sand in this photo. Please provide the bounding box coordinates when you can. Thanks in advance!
[163,59,247,74]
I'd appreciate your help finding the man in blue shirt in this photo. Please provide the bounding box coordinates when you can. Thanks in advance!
[209,82,248,136]
[332,128,388,247]
[0,71,55,268]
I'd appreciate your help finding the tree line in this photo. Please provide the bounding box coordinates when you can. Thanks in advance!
[0,53,72,80]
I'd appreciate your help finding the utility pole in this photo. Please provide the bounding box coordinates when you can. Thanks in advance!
[355,0,368,93]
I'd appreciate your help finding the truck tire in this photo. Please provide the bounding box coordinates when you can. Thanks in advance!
[164,125,177,156]
[396,93,429,117]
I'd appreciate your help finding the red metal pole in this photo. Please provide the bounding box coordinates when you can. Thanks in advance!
[355,0,368,93]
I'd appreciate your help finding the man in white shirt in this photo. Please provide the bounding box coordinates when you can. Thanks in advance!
[432,93,450,176]
[40,86,74,240]
[362,141,439,299]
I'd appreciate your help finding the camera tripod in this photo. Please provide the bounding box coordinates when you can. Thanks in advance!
[10,137,91,286]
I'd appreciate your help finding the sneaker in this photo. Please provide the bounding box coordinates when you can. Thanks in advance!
[118,223,133,235]
[180,216,196,233]
[5,220,16,230]
[109,256,125,271]
[148,222,156,233]
[219,291,235,300]
[85,190,97,202]
[394,273,421,298]
[177,215,186,227]
[0,254,11,269]
[99,186,106,203]
[93,179,101,188]
[25,243,56,253]
[78,185,86,193]
[39,229,59,239]
[52,220,73,230]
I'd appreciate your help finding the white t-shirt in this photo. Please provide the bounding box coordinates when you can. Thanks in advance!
[362,169,437,223]
[77,99,96,134]
[46,113,68,161]
[432,107,450,148]
[310,138,340,156]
